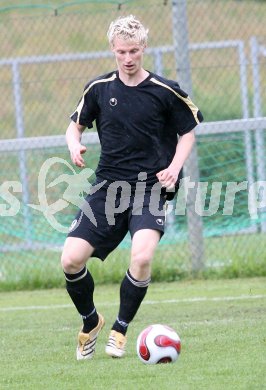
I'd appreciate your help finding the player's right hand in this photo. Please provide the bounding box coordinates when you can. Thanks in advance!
[69,143,87,167]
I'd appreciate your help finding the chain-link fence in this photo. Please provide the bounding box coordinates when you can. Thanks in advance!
[0,0,266,289]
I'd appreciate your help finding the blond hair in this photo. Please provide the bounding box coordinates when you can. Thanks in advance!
[107,15,149,47]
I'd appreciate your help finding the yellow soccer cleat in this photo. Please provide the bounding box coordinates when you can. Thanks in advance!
[105,330,127,358]
[76,313,105,360]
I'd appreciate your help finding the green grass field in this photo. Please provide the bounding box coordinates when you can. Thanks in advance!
[0,277,265,389]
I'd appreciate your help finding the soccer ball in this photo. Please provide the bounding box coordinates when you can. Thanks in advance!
[136,324,181,364]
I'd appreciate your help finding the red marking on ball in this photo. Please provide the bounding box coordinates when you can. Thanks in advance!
[154,334,181,353]
[139,325,153,361]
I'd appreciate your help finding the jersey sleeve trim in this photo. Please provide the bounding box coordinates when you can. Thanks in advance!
[150,77,201,125]
[73,72,117,125]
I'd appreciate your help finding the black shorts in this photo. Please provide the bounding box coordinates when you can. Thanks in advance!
[67,182,166,260]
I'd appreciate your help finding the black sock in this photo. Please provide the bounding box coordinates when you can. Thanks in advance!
[112,270,151,335]
[64,267,98,333]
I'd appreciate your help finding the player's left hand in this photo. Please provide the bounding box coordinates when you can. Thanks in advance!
[156,167,179,190]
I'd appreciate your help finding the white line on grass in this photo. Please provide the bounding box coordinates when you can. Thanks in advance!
[0,294,265,312]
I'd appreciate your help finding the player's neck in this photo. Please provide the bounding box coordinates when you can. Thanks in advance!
[118,68,149,87]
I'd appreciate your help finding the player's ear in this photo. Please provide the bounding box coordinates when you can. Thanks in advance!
[109,39,115,51]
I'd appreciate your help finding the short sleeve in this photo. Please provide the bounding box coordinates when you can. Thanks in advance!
[70,83,98,128]
[167,83,203,136]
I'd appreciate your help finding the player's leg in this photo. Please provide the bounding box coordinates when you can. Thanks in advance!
[62,184,112,337]
[129,228,161,280]
[118,228,160,330]
[62,183,132,360]
[105,229,160,357]
[61,236,99,333]
[61,236,105,360]
[61,184,115,360]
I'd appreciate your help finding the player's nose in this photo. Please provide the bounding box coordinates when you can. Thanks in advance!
[124,52,132,62]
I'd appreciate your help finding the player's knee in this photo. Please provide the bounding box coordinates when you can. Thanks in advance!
[131,248,153,270]
[60,250,85,274]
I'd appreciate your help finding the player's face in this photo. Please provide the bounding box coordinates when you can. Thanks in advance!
[112,37,145,77]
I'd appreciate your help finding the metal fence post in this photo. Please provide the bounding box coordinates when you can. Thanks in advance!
[171,0,204,271]
[12,61,33,244]
[238,41,257,231]
[250,36,266,232]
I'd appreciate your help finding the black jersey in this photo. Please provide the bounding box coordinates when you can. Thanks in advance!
[71,71,203,187]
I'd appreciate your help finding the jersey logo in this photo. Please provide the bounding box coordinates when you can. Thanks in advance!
[109,97,117,106]
[156,218,164,226]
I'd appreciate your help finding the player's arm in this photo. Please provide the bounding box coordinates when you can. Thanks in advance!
[66,120,87,167]
[156,129,195,190]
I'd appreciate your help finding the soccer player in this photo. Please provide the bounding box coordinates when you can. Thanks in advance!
[61,15,203,360]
